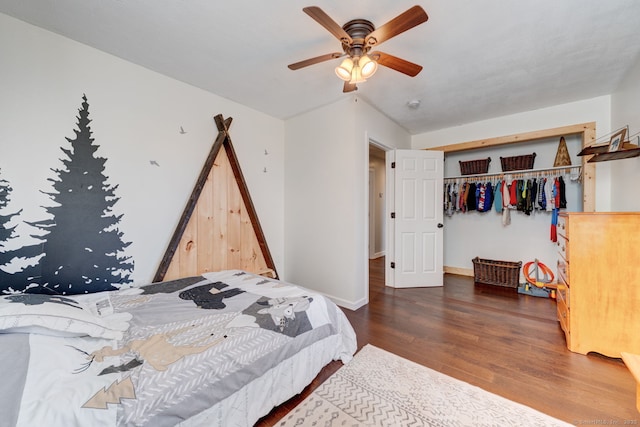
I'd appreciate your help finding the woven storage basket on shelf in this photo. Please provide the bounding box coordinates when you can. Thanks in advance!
[472,257,522,288]
[500,152,536,171]
[459,157,491,175]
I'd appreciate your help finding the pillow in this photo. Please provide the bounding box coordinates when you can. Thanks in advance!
[0,293,131,340]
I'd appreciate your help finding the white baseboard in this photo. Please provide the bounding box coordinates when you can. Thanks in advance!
[444,266,474,277]
[325,294,368,311]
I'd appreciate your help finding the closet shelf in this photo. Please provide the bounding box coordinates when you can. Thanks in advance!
[444,164,581,181]
[577,142,640,163]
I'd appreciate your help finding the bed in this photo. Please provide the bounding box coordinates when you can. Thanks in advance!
[0,270,357,427]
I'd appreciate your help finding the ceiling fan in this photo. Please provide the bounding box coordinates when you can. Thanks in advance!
[288,5,428,93]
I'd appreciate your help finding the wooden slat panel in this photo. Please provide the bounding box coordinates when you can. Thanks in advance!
[177,206,198,278]
[211,147,229,272]
[240,196,266,273]
[226,145,243,268]
[196,169,215,274]
[154,114,278,282]
[164,246,181,280]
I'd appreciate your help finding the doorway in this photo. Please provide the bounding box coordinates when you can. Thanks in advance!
[368,143,387,260]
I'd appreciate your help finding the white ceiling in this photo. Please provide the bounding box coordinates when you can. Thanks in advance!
[2,0,640,134]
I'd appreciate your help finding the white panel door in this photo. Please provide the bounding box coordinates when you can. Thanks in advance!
[390,149,444,288]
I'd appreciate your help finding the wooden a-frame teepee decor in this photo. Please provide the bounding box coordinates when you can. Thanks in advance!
[553,136,572,167]
[153,114,277,282]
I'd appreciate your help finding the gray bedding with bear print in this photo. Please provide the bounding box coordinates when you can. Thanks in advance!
[0,270,357,427]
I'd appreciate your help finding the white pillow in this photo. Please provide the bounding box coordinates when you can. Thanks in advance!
[0,293,131,340]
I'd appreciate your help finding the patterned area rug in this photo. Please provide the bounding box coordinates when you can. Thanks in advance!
[276,344,571,426]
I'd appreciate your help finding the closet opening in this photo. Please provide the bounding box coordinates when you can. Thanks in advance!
[430,122,596,277]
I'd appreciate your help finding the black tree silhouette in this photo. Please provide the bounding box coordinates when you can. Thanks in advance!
[0,172,43,291]
[0,172,21,251]
[0,171,22,276]
[25,95,134,294]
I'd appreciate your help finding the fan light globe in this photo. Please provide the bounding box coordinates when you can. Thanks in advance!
[360,55,378,78]
[349,57,367,84]
[335,58,354,81]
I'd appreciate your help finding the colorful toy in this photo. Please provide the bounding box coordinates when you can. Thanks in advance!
[518,259,557,298]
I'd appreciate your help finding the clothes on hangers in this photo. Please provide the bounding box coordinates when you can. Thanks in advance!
[559,176,567,209]
[466,182,477,211]
[537,178,546,210]
[441,168,573,229]
[494,180,503,213]
[501,179,511,226]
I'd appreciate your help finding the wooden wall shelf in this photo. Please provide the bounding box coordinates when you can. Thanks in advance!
[578,142,640,163]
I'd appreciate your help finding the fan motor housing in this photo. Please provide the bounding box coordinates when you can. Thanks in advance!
[342,19,375,54]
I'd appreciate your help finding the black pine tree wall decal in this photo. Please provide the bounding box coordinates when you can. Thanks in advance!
[27,95,133,294]
[0,171,22,270]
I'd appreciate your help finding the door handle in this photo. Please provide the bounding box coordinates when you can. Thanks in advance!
[437,223,444,228]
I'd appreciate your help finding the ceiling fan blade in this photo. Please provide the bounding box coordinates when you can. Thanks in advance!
[365,5,428,47]
[371,51,423,77]
[303,6,353,44]
[343,81,358,93]
[288,52,344,70]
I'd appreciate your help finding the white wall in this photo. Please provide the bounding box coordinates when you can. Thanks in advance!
[611,53,640,211]
[284,96,410,308]
[411,97,611,274]
[0,14,285,284]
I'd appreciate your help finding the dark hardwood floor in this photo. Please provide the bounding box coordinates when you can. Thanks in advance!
[257,257,638,426]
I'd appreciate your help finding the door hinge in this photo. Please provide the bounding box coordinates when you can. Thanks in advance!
[391,162,395,169]
[390,212,395,219]
[390,262,395,269]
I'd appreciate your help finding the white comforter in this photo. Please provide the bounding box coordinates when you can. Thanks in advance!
[0,270,357,427]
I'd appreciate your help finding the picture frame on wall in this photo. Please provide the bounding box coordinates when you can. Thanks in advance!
[608,128,627,152]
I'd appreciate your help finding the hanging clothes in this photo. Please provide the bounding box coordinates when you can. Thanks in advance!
[537,178,546,210]
[466,182,477,211]
[516,180,526,212]
[459,182,467,212]
[502,180,511,226]
[477,183,486,212]
[545,178,554,212]
[442,165,579,222]
[452,183,459,213]
[559,176,567,209]
[509,180,518,207]
[484,182,493,212]
[529,178,537,213]
[494,180,503,213]
[550,177,562,242]
[444,183,454,217]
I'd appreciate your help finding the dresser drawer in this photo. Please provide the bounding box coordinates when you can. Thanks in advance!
[557,235,569,261]
[558,214,568,238]
[557,288,570,334]
[557,259,569,289]
[557,277,569,308]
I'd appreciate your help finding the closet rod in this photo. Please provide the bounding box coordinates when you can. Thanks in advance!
[444,164,582,181]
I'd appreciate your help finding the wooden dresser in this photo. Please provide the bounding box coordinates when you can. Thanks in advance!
[556,212,640,357]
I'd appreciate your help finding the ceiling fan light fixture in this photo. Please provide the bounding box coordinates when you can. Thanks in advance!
[335,57,354,81]
[348,57,367,84]
[359,54,378,79]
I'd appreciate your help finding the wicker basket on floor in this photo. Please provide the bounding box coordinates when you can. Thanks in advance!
[472,257,522,288]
